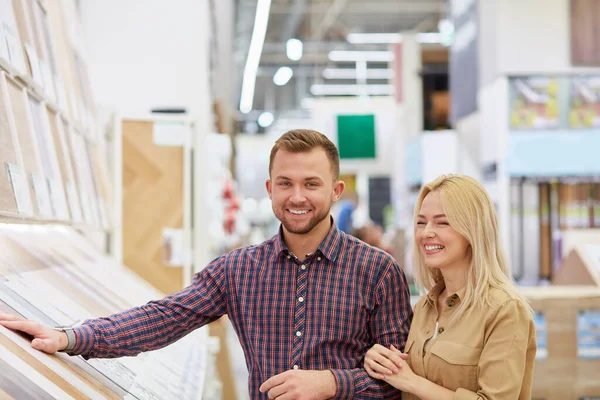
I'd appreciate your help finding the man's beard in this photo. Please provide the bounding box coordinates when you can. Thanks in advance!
[276,205,330,234]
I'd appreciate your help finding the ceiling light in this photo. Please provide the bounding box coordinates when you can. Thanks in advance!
[328,51,394,62]
[322,68,394,80]
[310,84,393,96]
[286,38,303,61]
[257,111,275,128]
[346,33,402,44]
[344,32,448,45]
[273,66,293,86]
[239,0,272,114]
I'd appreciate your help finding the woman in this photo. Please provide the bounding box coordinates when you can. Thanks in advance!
[364,175,536,400]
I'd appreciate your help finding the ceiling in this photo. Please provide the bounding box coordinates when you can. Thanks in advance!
[233,0,449,125]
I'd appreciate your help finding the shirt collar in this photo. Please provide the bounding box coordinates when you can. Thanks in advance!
[424,280,467,307]
[273,217,342,262]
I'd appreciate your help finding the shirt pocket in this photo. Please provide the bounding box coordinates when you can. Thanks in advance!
[427,341,481,392]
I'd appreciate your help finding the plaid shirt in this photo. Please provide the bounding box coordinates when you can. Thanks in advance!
[73,222,412,399]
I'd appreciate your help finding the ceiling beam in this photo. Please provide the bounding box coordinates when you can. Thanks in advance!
[310,0,351,41]
[278,0,308,41]
[270,2,446,14]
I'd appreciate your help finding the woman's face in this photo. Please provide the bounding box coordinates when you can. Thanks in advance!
[416,191,471,272]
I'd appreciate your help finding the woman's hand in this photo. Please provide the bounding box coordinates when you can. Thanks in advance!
[364,344,408,379]
[381,346,419,392]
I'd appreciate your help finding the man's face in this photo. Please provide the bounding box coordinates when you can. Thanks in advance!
[266,148,343,235]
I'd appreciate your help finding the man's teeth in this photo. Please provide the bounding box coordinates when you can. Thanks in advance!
[425,245,444,251]
[290,210,309,215]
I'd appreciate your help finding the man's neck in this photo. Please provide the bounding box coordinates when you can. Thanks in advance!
[284,218,332,262]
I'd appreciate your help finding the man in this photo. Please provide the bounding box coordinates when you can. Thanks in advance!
[0,129,412,399]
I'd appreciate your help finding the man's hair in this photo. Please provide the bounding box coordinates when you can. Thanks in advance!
[269,129,340,179]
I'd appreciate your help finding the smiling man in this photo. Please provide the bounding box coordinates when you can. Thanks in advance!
[0,129,412,399]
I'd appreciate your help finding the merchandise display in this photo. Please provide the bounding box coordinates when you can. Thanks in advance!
[0,224,212,400]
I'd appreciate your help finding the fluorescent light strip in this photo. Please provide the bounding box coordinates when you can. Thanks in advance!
[273,66,293,86]
[346,33,402,44]
[239,0,272,114]
[345,32,445,44]
[310,84,393,96]
[322,68,394,80]
[328,50,394,62]
[286,38,303,61]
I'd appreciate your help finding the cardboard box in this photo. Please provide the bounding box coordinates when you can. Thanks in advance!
[521,286,600,400]
[553,243,600,286]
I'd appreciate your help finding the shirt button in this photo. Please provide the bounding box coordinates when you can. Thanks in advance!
[298,297,304,302]
[296,331,302,337]
[438,327,444,334]
[451,294,459,300]
[447,300,455,307]
[287,255,291,259]
[293,365,299,370]
[301,264,306,270]
[317,257,321,261]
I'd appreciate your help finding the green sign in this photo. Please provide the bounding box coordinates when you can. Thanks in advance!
[337,114,376,159]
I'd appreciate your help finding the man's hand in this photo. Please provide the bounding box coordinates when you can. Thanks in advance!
[0,312,68,354]
[259,369,337,400]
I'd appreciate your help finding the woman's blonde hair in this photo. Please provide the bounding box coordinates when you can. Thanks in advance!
[411,174,531,322]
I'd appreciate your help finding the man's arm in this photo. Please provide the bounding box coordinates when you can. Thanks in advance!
[330,258,413,399]
[0,255,228,358]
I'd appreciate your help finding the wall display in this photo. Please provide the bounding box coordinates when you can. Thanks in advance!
[58,118,84,222]
[28,94,71,220]
[0,73,22,215]
[0,225,211,400]
[5,76,53,218]
[569,76,600,128]
[0,0,28,75]
[509,76,560,130]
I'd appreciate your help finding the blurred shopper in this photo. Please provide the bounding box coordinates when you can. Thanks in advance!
[364,175,536,400]
[353,222,393,255]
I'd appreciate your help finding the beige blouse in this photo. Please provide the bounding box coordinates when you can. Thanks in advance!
[403,281,536,400]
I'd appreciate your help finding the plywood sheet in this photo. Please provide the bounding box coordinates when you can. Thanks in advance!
[0,74,19,214]
[122,120,184,294]
[5,78,42,216]
[11,0,34,78]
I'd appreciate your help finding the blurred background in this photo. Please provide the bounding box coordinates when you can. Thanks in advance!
[0,0,599,399]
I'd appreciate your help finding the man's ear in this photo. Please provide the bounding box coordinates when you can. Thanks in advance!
[266,179,272,199]
[332,180,345,202]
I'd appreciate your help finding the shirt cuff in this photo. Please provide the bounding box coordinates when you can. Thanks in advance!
[329,369,354,399]
[71,324,96,356]
[453,388,479,400]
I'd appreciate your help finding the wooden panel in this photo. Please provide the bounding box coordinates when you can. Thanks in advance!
[45,0,76,119]
[11,0,35,78]
[5,78,41,216]
[122,120,183,294]
[0,75,20,214]
[571,0,600,66]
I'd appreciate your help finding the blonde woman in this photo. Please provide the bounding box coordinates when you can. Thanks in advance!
[364,175,536,400]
